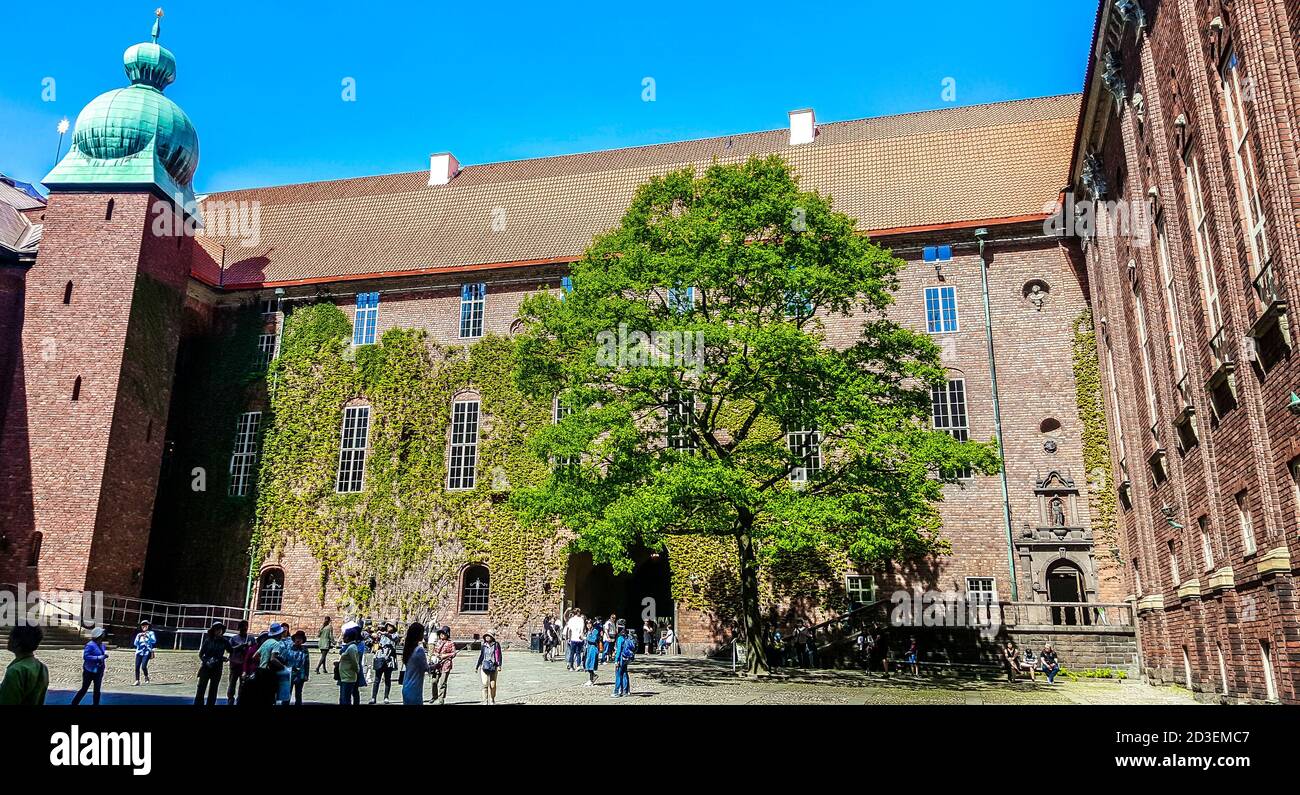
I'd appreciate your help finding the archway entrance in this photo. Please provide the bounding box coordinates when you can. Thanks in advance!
[1046,560,1089,625]
[565,547,672,633]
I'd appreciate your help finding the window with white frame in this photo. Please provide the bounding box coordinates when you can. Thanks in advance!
[846,575,876,606]
[560,275,573,295]
[257,333,277,368]
[1183,152,1224,337]
[447,399,480,490]
[966,577,996,604]
[459,283,486,339]
[335,405,370,493]
[1105,341,1127,464]
[353,293,379,346]
[1168,539,1181,587]
[553,393,577,469]
[1133,557,1143,596]
[1236,490,1256,556]
[931,379,971,479]
[667,284,694,314]
[1220,48,1269,277]
[460,565,490,613]
[786,422,821,483]
[1155,220,1187,383]
[666,390,696,452]
[1260,639,1278,701]
[1199,516,1215,571]
[228,411,261,497]
[256,568,284,612]
[1132,280,1159,429]
[924,285,958,333]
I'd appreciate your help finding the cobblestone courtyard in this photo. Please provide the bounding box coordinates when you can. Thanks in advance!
[3,648,1198,705]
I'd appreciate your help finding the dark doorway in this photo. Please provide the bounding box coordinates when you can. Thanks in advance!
[1046,561,1089,625]
[566,547,672,630]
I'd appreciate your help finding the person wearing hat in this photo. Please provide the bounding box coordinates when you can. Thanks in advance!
[132,620,157,686]
[474,632,503,705]
[429,626,456,705]
[0,624,49,706]
[70,627,108,705]
[195,621,230,705]
[256,622,291,705]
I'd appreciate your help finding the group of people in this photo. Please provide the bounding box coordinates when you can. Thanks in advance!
[542,609,643,697]
[1002,640,1062,683]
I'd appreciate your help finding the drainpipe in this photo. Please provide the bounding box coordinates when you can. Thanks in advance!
[976,228,1019,601]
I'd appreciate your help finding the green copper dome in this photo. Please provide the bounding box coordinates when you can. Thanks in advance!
[45,11,201,216]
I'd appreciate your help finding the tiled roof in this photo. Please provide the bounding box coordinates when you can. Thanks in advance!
[0,177,47,212]
[195,94,1080,288]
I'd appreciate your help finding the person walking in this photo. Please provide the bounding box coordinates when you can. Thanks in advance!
[315,617,334,674]
[286,631,311,705]
[70,627,108,706]
[475,633,503,704]
[337,626,363,705]
[583,617,602,686]
[399,622,428,706]
[612,622,634,698]
[227,620,253,706]
[564,610,585,671]
[195,621,229,705]
[369,622,397,704]
[132,621,156,685]
[429,626,456,705]
[0,624,49,705]
[541,615,558,662]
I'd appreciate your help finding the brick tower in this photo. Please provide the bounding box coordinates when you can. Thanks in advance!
[0,11,200,596]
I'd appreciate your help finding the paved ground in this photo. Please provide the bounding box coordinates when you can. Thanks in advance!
[3,647,1198,705]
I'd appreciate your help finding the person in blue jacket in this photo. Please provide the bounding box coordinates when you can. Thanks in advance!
[583,616,603,686]
[612,621,634,698]
[71,627,109,705]
[133,621,157,685]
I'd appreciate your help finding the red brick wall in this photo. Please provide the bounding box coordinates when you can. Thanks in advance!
[0,191,191,596]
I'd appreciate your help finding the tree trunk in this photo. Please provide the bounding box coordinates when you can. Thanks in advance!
[735,526,770,675]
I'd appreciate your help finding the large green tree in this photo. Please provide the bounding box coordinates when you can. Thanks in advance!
[512,156,999,673]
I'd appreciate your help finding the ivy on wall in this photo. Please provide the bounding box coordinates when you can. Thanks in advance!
[1072,309,1122,586]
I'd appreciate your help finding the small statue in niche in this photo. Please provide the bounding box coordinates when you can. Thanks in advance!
[1050,497,1066,527]
[1027,283,1047,311]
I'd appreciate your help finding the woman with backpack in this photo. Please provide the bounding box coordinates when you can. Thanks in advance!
[612,622,635,698]
[475,633,503,704]
[369,622,397,704]
[583,617,602,685]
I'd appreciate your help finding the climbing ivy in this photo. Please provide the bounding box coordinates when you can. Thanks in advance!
[1072,309,1122,586]
[251,302,567,638]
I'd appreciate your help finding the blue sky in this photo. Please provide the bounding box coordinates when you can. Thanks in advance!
[0,1,1098,193]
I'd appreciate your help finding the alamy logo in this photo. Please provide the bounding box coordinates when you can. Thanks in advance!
[595,323,704,375]
[50,725,152,776]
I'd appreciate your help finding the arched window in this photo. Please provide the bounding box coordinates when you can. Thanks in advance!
[460,565,489,613]
[256,568,285,612]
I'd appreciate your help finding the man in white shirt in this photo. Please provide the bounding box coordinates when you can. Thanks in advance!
[602,614,618,662]
[564,610,586,671]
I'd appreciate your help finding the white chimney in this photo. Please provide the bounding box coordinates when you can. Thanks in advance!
[428,152,461,186]
[789,108,816,145]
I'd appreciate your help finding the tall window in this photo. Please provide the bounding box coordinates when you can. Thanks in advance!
[353,292,379,346]
[256,568,284,612]
[1289,457,1300,533]
[1220,49,1269,276]
[786,422,821,483]
[1155,221,1187,384]
[335,406,370,493]
[966,577,996,604]
[1199,516,1215,571]
[459,283,486,339]
[1183,152,1223,338]
[460,565,490,613]
[1132,281,1159,429]
[1260,639,1278,701]
[924,285,959,333]
[257,333,277,368]
[447,399,480,490]
[931,379,971,478]
[667,285,695,314]
[666,390,696,452]
[1132,557,1143,596]
[1236,490,1256,556]
[1105,341,1127,464]
[553,393,577,469]
[228,411,261,497]
[1168,539,1181,586]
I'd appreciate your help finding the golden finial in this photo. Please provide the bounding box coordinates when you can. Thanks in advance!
[152,8,164,43]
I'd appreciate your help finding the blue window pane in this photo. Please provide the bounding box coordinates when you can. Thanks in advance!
[560,276,573,293]
[937,245,952,261]
[924,286,958,333]
[923,246,937,263]
[353,292,379,345]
